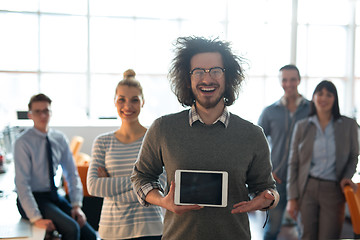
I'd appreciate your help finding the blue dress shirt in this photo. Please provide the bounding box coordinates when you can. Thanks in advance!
[309,116,337,181]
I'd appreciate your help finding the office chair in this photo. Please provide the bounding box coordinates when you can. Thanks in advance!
[65,136,103,230]
[344,183,360,238]
[65,136,91,196]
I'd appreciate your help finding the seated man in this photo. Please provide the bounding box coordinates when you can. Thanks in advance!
[14,93,97,240]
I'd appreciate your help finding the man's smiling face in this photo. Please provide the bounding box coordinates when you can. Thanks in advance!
[190,52,225,110]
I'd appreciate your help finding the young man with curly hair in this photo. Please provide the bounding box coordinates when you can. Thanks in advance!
[131,36,279,240]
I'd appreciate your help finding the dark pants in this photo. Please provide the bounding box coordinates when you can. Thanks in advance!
[17,192,97,240]
[125,236,162,240]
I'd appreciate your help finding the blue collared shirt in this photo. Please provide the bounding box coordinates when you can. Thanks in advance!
[14,127,83,222]
[189,104,230,127]
[258,96,310,182]
[309,116,337,181]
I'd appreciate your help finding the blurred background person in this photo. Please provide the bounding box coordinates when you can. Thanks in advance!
[286,80,359,240]
[14,93,97,240]
[87,69,165,240]
[258,64,310,240]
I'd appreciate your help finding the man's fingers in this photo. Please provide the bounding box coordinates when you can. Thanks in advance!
[289,209,297,220]
[233,201,248,208]
[35,219,56,231]
[173,204,203,215]
[48,222,56,231]
[264,191,275,200]
[169,181,175,192]
[231,204,251,214]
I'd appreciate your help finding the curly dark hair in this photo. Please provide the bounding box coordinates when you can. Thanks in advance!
[168,36,246,107]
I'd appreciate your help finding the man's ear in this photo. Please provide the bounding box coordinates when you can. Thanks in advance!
[27,111,32,120]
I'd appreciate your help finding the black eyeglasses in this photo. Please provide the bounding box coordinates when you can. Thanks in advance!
[30,109,51,116]
[190,67,225,80]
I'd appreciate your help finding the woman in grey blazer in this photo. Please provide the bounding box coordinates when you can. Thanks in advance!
[286,80,359,240]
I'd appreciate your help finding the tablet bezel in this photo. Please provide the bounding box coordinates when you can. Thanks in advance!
[174,169,228,207]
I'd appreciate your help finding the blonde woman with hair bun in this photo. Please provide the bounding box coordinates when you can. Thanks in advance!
[123,69,136,79]
[87,69,165,240]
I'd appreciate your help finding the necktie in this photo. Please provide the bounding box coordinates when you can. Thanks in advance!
[46,136,59,201]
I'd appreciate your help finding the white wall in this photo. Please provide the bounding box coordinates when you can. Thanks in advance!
[53,126,118,156]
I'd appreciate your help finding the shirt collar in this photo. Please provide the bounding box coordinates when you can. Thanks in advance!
[189,104,230,128]
[279,95,304,107]
[309,115,334,129]
[31,126,48,138]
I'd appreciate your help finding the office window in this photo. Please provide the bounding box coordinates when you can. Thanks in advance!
[90,18,136,73]
[0,73,38,127]
[40,15,88,73]
[40,0,87,15]
[297,25,347,77]
[228,0,292,76]
[40,73,88,123]
[297,0,349,77]
[0,0,359,128]
[0,13,38,71]
[0,0,38,12]
[296,0,358,120]
[227,0,292,121]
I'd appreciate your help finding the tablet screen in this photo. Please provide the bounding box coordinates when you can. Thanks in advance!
[180,171,222,205]
[174,170,228,207]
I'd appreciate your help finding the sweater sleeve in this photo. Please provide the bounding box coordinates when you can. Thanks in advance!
[87,135,137,203]
[131,119,166,206]
[246,126,276,194]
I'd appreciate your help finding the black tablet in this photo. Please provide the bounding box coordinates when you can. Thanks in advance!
[174,170,228,207]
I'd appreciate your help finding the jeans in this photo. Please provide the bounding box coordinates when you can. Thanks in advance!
[263,182,287,240]
[17,193,97,240]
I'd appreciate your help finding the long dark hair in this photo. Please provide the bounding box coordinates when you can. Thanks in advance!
[168,36,246,107]
[309,80,341,120]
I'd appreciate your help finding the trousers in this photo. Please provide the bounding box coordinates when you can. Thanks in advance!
[17,193,97,240]
[298,177,345,240]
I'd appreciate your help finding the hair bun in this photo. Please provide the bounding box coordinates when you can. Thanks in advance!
[123,69,136,79]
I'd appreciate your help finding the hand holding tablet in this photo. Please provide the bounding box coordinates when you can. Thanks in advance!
[174,170,228,207]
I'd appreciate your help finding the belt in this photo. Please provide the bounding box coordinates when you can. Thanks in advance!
[309,175,337,182]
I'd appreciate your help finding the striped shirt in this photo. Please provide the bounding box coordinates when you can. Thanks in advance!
[87,131,164,239]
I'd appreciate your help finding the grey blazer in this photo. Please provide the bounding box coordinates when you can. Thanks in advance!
[287,116,359,201]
